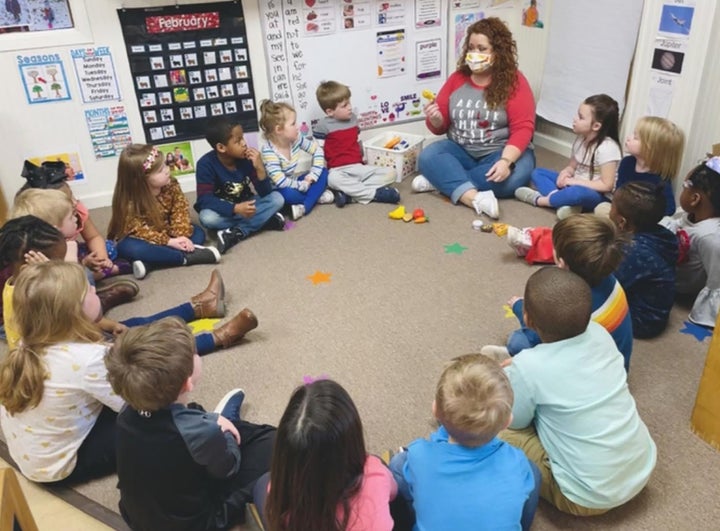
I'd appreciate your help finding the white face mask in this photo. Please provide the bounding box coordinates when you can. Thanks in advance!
[465,52,493,73]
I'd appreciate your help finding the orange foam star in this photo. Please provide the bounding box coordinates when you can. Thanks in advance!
[307,270,332,285]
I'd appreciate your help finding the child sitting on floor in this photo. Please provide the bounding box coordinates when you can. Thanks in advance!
[194,116,285,254]
[660,157,720,328]
[313,80,400,207]
[515,94,621,219]
[500,267,656,516]
[107,144,220,279]
[0,261,123,483]
[254,379,399,530]
[595,116,684,217]
[105,318,276,531]
[611,182,678,338]
[259,99,332,220]
[486,214,633,371]
[389,354,540,531]
[19,159,132,279]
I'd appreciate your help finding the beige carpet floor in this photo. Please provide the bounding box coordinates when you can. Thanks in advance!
[2,147,720,530]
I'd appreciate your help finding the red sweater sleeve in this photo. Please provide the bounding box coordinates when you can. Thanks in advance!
[505,72,536,152]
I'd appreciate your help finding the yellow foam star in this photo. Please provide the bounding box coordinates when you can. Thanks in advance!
[188,318,222,334]
[502,304,515,319]
[307,271,332,285]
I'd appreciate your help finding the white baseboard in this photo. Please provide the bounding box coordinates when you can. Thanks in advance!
[533,132,573,156]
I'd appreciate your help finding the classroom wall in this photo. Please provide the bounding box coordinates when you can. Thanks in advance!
[0,0,716,210]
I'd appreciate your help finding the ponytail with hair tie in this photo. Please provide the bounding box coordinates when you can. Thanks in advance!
[705,156,720,174]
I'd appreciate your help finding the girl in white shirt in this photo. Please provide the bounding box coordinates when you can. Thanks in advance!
[0,261,123,483]
[515,94,622,219]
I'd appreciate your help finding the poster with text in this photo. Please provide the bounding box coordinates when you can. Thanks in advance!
[377,29,406,79]
[71,47,121,103]
[117,2,258,143]
[85,106,132,159]
[17,53,71,104]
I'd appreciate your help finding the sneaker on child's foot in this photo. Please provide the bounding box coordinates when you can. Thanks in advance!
[507,226,532,257]
[291,204,305,220]
[472,190,499,219]
[334,190,350,208]
[262,212,286,231]
[514,187,541,206]
[411,174,436,193]
[213,388,245,423]
[132,260,147,280]
[480,345,511,363]
[318,189,335,204]
[373,186,401,204]
[556,205,582,220]
[185,245,221,265]
[216,228,245,254]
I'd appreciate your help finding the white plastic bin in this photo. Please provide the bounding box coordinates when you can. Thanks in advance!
[364,132,424,182]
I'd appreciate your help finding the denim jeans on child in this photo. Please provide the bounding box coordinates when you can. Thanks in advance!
[198,191,284,234]
[507,298,541,356]
[418,140,535,202]
[116,224,206,267]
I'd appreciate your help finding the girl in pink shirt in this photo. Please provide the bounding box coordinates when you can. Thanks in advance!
[254,379,399,531]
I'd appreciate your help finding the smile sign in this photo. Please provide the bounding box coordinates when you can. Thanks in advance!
[146,12,220,33]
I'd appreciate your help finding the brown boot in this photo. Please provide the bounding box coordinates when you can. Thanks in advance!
[97,279,140,314]
[212,308,258,348]
[191,269,225,319]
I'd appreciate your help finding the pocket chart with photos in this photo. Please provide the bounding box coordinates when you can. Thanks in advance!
[118,1,258,142]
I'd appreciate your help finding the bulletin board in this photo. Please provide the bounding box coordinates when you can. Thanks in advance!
[117,1,259,144]
[258,0,448,132]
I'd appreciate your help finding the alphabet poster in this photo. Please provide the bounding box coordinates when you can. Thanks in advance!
[117,1,258,143]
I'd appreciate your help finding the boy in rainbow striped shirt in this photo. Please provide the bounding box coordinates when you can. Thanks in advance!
[482,214,633,371]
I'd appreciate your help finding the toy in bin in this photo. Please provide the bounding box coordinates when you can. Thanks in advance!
[365,132,425,182]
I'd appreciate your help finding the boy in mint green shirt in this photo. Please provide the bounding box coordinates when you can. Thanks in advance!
[501,267,656,516]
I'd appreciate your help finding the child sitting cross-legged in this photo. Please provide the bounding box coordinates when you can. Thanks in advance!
[500,267,657,516]
[389,354,540,531]
[105,318,276,531]
[610,181,678,338]
[194,116,286,255]
[486,214,634,371]
[313,80,400,207]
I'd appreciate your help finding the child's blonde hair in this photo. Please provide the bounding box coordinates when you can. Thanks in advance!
[258,99,295,140]
[435,354,513,447]
[316,81,351,113]
[552,214,628,286]
[105,318,195,412]
[635,116,685,180]
[107,144,165,240]
[10,188,72,228]
[0,261,103,414]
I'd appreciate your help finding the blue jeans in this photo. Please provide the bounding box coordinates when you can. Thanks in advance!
[277,168,329,215]
[198,192,284,235]
[531,167,606,211]
[121,302,215,355]
[507,299,541,356]
[418,140,535,202]
[116,224,206,267]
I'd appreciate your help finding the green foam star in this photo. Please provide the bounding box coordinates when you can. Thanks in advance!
[444,243,468,255]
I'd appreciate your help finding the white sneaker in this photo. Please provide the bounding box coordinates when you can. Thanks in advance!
[507,226,532,257]
[514,186,540,206]
[480,345,511,362]
[411,174,436,193]
[291,204,305,220]
[556,205,582,220]
[132,260,147,280]
[472,190,499,219]
[318,189,335,204]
